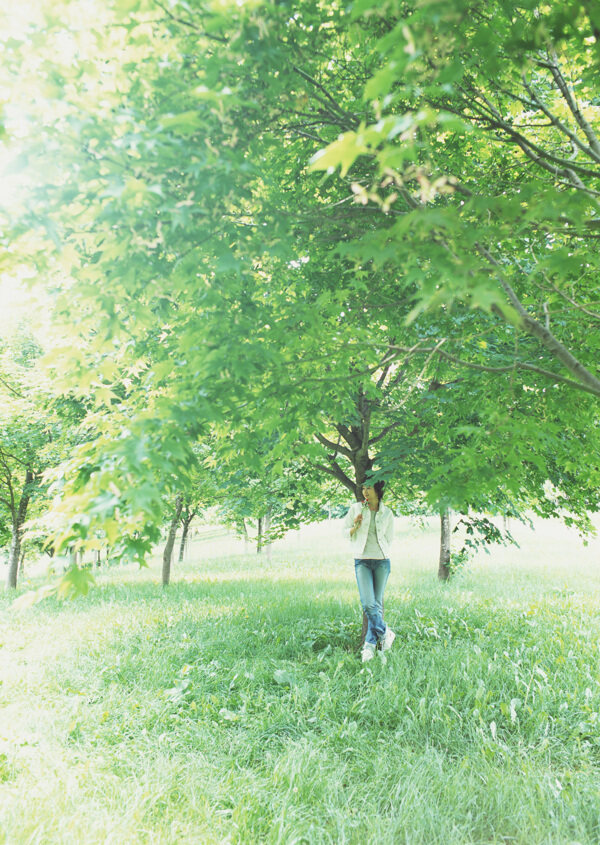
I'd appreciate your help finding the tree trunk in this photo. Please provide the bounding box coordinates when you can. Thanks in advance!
[162,496,183,587]
[264,507,272,558]
[178,519,191,562]
[353,453,373,501]
[7,527,22,590]
[19,549,26,575]
[6,469,33,590]
[178,504,197,562]
[238,519,250,553]
[257,517,263,554]
[438,508,451,581]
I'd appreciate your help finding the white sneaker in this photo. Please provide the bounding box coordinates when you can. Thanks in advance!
[361,642,376,662]
[381,627,396,652]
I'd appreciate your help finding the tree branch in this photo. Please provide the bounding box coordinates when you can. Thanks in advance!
[334,423,361,451]
[311,459,355,493]
[291,65,358,129]
[361,341,600,398]
[154,0,228,43]
[0,375,24,399]
[527,253,600,321]
[460,85,600,180]
[545,53,600,158]
[314,432,354,460]
[521,76,600,165]
[478,244,600,397]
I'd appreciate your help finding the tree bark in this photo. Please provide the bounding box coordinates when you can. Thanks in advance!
[178,516,193,562]
[238,519,250,553]
[438,508,451,581]
[178,523,188,563]
[6,469,33,590]
[264,507,272,558]
[257,516,263,554]
[178,501,198,562]
[162,496,183,587]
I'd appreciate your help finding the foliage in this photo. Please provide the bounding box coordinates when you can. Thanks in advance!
[0,328,65,585]
[1,0,599,567]
[310,0,600,397]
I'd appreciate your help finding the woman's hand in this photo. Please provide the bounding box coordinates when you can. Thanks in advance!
[350,513,363,536]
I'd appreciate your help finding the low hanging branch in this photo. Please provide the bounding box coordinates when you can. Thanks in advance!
[476,243,600,398]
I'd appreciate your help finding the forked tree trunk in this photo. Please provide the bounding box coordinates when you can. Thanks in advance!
[178,524,188,563]
[162,496,183,587]
[6,469,33,590]
[178,504,198,563]
[178,516,193,562]
[438,508,451,581]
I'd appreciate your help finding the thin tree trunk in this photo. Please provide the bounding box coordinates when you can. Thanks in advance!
[6,469,33,590]
[257,517,263,554]
[7,527,22,590]
[178,520,191,563]
[438,508,451,581]
[178,504,197,562]
[238,519,250,553]
[19,549,26,575]
[264,507,272,558]
[162,496,183,587]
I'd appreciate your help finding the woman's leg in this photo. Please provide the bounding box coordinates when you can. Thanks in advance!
[372,559,391,636]
[355,560,386,645]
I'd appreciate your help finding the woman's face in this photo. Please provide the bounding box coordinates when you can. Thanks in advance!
[362,486,378,505]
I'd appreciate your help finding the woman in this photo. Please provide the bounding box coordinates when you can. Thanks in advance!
[343,481,395,662]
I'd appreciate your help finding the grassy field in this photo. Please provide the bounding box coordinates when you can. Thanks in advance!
[1,516,600,844]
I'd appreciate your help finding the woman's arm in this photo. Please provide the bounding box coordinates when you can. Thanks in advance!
[384,507,395,545]
[343,503,363,537]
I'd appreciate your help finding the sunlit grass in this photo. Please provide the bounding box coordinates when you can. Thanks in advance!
[1,517,600,843]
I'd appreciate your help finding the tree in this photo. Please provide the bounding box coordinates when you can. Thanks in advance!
[309,0,600,399]
[178,495,199,564]
[207,430,335,553]
[0,331,58,588]
[162,495,183,587]
[3,0,599,570]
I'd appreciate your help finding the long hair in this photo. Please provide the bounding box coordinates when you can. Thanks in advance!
[374,480,385,501]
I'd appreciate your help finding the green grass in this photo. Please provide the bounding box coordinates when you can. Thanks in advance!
[1,518,600,844]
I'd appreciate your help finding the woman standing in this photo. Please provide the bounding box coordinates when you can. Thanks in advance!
[344,481,396,662]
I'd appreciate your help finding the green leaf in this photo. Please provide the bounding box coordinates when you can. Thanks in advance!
[56,565,96,599]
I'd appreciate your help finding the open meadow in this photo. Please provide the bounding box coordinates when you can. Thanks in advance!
[1,516,600,844]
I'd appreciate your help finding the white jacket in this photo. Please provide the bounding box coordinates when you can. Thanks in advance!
[342,501,395,558]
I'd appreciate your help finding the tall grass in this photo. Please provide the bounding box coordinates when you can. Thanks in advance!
[0,517,599,844]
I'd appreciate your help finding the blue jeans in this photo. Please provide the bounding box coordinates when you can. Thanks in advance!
[354,558,390,645]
